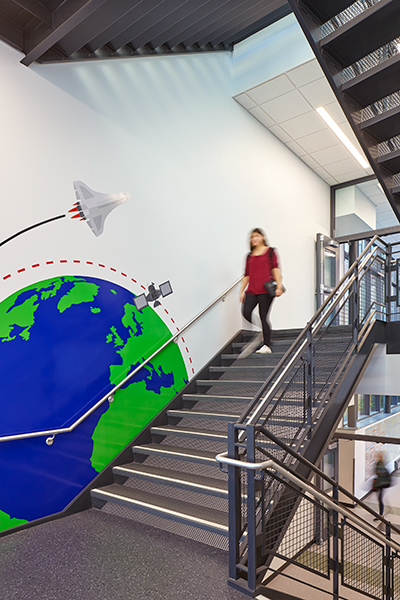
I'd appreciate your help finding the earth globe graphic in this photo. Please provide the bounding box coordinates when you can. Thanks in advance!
[0,275,188,532]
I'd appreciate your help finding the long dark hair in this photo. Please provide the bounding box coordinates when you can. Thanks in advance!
[250,228,268,251]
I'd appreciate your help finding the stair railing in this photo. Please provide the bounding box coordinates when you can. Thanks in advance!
[222,235,391,596]
[0,276,243,445]
[217,429,400,599]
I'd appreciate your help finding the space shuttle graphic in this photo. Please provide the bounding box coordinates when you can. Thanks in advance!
[69,181,130,237]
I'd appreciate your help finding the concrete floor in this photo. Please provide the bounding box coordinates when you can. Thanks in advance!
[0,509,245,600]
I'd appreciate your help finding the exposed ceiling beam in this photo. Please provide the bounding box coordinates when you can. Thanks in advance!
[59,0,144,57]
[12,0,53,26]
[0,10,24,51]
[21,0,108,66]
[109,0,191,53]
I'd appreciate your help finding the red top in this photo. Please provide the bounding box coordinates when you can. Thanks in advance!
[245,247,279,295]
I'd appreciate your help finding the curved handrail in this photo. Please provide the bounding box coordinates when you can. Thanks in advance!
[215,452,400,554]
[0,276,243,444]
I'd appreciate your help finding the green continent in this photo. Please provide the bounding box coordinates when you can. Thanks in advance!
[57,282,99,313]
[90,304,187,471]
[0,509,27,532]
[0,276,87,342]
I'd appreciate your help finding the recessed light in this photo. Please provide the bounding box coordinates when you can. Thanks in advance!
[316,106,369,169]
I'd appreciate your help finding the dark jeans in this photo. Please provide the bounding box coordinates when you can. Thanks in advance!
[377,487,384,516]
[242,293,274,346]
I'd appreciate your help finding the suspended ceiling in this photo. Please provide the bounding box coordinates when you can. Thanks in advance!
[0,0,290,66]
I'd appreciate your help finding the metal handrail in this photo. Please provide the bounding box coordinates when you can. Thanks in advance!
[215,452,400,554]
[1,276,243,445]
[238,235,383,425]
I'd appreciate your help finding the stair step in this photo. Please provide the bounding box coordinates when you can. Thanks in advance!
[168,409,240,421]
[91,484,228,535]
[183,394,253,405]
[151,425,228,442]
[320,0,399,69]
[301,1,354,23]
[341,53,400,108]
[210,365,274,372]
[360,104,400,143]
[132,444,218,465]
[113,463,228,497]
[378,147,400,174]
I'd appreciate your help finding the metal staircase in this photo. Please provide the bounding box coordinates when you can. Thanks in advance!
[90,328,301,550]
[288,0,400,220]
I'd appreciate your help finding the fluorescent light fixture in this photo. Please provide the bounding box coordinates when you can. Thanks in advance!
[316,106,370,169]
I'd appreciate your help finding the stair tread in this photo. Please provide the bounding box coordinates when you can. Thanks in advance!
[132,443,218,461]
[91,483,228,529]
[114,463,228,492]
[183,394,253,402]
[320,0,398,69]
[151,425,228,438]
[168,409,240,419]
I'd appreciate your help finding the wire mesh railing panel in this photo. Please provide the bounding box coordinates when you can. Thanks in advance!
[263,474,330,579]
[320,0,380,37]
[342,36,400,83]
[342,521,385,600]
[259,362,306,443]
[392,553,400,600]
[361,90,400,121]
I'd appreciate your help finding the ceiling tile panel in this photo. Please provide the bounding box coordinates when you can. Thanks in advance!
[246,75,294,105]
[298,78,337,110]
[249,106,275,127]
[310,144,351,166]
[234,93,257,110]
[325,159,366,178]
[297,128,340,154]
[285,139,308,157]
[279,111,326,138]
[286,59,324,87]
[268,124,292,143]
[260,89,312,122]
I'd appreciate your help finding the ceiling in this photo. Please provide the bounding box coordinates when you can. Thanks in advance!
[1,0,398,232]
[234,58,398,230]
[0,0,290,66]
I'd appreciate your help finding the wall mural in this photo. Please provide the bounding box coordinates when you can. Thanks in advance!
[0,183,190,533]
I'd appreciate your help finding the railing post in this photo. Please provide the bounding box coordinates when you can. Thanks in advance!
[386,244,392,322]
[353,262,359,350]
[227,422,243,583]
[386,522,392,600]
[306,324,314,438]
[332,483,339,600]
[246,423,258,594]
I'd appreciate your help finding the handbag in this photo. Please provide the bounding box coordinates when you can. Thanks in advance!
[263,248,285,297]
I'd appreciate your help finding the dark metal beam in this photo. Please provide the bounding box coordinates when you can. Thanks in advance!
[21,0,108,66]
[130,0,225,53]
[0,10,24,51]
[335,224,400,243]
[108,0,188,52]
[12,0,53,26]
[59,0,144,57]
[334,431,400,445]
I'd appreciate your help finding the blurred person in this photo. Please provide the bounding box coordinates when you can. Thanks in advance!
[373,452,391,518]
[239,228,283,357]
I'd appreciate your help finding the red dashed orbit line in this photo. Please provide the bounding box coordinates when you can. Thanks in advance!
[3,260,195,374]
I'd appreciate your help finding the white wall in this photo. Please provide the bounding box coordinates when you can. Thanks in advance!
[0,37,330,374]
[356,345,400,396]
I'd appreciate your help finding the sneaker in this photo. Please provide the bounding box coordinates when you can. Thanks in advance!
[238,332,263,359]
[256,345,272,354]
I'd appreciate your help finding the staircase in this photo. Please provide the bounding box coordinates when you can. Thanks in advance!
[90,328,300,550]
[288,0,400,220]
